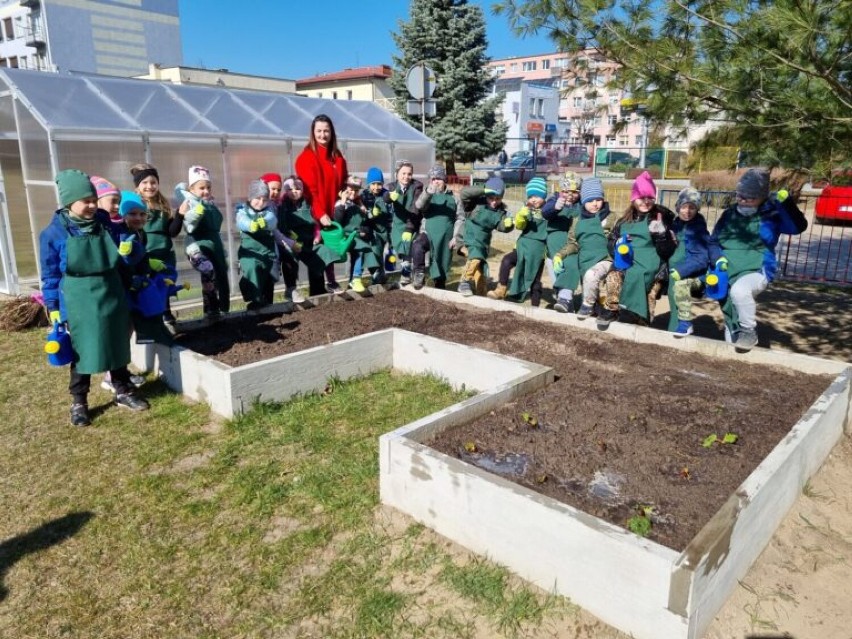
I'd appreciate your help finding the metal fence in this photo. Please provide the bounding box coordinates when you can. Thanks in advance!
[659,190,852,285]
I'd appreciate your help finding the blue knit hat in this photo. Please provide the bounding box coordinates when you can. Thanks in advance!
[580,178,605,205]
[526,177,547,199]
[484,177,505,196]
[119,190,146,218]
[366,167,384,185]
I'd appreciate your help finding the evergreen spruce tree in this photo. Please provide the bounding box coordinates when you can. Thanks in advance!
[390,0,507,174]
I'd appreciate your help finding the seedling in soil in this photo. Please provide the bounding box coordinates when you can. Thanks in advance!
[627,506,653,537]
[702,432,739,448]
[463,441,478,453]
[521,412,538,428]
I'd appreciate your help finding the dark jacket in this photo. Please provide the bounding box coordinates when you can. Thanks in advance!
[670,213,713,279]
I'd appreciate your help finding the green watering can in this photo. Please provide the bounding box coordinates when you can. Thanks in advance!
[320,222,357,255]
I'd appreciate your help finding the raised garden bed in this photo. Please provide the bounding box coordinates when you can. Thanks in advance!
[134,288,851,639]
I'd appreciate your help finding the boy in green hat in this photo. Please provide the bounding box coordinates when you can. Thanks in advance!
[40,169,150,426]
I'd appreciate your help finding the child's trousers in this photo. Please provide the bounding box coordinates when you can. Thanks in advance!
[730,271,768,330]
[672,277,705,321]
[189,252,221,315]
[70,365,132,402]
[581,259,612,307]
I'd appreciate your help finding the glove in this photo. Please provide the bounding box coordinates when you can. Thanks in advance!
[389,191,400,202]
[249,220,259,233]
[426,184,436,195]
[148,258,166,272]
[293,241,303,253]
[401,231,413,242]
[514,207,531,229]
[118,240,133,256]
[49,310,61,323]
[164,278,175,286]
[503,216,514,230]
[669,269,681,281]
[716,256,729,271]
[776,189,789,203]
[554,197,565,211]
[553,255,564,275]
[182,282,191,291]
[648,219,666,234]
[371,206,382,218]
[256,217,266,229]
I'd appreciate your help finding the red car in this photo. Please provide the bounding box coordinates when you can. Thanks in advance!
[814,185,852,224]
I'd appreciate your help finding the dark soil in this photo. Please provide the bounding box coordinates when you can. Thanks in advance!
[176,290,834,550]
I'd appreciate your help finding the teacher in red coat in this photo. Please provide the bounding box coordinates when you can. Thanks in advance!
[295,114,349,292]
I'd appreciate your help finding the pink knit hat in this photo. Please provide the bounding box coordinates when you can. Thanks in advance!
[630,171,657,201]
[90,175,119,199]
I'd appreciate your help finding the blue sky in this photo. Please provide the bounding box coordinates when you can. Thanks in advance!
[178,0,556,80]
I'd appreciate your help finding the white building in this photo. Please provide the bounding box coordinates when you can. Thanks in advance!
[491,77,560,157]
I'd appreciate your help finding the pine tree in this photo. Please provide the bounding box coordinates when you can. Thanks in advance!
[390,0,507,174]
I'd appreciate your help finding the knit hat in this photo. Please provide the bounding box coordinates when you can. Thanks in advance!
[90,175,119,200]
[188,165,211,187]
[483,176,505,197]
[630,170,657,201]
[119,190,146,218]
[346,175,363,189]
[428,164,447,181]
[248,179,269,200]
[736,168,770,200]
[56,169,96,207]
[366,167,384,185]
[580,178,605,205]
[675,187,702,212]
[261,172,282,185]
[559,172,581,192]
[526,177,547,199]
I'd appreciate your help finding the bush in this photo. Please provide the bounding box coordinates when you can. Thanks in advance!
[609,163,630,173]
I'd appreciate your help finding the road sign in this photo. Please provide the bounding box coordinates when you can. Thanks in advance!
[406,64,437,100]
[407,99,437,117]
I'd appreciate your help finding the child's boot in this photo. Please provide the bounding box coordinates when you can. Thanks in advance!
[735,326,758,352]
[487,283,508,300]
[70,400,90,427]
[351,277,366,293]
[412,269,426,290]
[673,320,694,338]
[553,291,573,313]
[458,279,473,296]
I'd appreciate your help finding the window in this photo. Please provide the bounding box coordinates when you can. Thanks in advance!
[19,56,26,69]
[0,58,6,68]
[522,61,537,72]
[619,136,629,146]
[493,65,505,75]
[3,18,13,40]
[332,91,338,100]
[606,135,616,146]
[608,115,618,125]
[537,98,545,117]
[9,56,18,68]
[510,63,519,72]
[542,59,551,70]
[529,97,536,115]
[573,97,582,107]
[317,92,322,98]
[635,135,644,145]
[609,95,620,106]
[347,90,353,100]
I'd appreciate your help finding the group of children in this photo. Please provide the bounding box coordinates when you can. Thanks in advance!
[39,159,806,428]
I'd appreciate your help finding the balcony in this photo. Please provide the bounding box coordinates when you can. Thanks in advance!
[20,0,39,7]
[23,25,46,50]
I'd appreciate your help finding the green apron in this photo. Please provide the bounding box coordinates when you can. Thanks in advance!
[143,209,176,266]
[423,192,456,280]
[508,211,547,300]
[389,185,418,255]
[715,211,764,331]
[187,203,230,313]
[464,205,506,261]
[238,226,277,304]
[279,200,325,274]
[554,214,609,291]
[345,205,382,270]
[545,204,578,258]
[618,219,660,321]
[61,215,131,374]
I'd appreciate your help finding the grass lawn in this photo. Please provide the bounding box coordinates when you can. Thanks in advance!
[0,326,579,639]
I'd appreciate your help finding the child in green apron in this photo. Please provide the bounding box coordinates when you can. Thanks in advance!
[599,171,676,328]
[327,176,382,292]
[179,165,230,320]
[360,167,395,284]
[384,160,424,286]
[505,177,549,305]
[39,169,150,427]
[542,172,582,296]
[412,164,460,290]
[236,180,280,310]
[278,177,327,297]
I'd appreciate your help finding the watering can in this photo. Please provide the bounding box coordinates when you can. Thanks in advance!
[613,233,634,270]
[320,222,357,261]
[45,321,74,366]
[384,248,399,272]
[705,264,729,301]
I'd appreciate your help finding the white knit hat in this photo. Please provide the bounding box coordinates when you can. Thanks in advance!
[188,165,211,187]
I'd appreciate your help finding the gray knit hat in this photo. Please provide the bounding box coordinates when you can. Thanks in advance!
[675,187,701,211]
[248,179,269,200]
[736,169,770,200]
[428,164,447,180]
[580,178,605,205]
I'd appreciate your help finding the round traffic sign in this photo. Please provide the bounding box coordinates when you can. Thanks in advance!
[406,64,437,100]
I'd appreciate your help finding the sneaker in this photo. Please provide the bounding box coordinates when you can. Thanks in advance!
[735,327,758,352]
[458,280,473,297]
[597,308,617,330]
[100,378,115,393]
[129,374,146,388]
[70,403,90,427]
[576,303,594,319]
[327,282,344,295]
[412,270,426,290]
[286,287,306,303]
[115,393,150,411]
[350,278,366,293]
[553,300,572,313]
[673,320,694,338]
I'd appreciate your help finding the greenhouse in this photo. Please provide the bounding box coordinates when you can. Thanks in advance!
[0,68,434,295]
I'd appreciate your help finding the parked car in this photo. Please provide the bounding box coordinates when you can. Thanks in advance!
[495,156,556,182]
[560,147,591,167]
[510,150,533,162]
[814,185,852,224]
[599,150,639,168]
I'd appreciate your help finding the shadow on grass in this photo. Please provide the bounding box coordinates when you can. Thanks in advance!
[0,511,94,601]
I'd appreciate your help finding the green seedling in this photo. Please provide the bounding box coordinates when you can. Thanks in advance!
[702,432,739,448]
[521,412,538,428]
[627,505,654,537]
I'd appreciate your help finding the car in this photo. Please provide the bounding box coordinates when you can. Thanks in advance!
[494,155,556,182]
[814,185,852,224]
[560,147,591,167]
[510,150,533,161]
[600,151,639,167]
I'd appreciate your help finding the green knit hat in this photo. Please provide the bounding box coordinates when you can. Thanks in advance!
[56,169,96,207]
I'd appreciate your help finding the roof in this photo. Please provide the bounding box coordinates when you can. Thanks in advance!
[297,65,392,88]
[0,68,428,143]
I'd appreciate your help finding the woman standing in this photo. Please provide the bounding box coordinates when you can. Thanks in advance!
[294,114,348,293]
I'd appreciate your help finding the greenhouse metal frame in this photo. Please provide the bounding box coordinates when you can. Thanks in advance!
[0,68,434,295]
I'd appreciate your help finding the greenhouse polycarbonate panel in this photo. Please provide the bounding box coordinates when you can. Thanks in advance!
[168,85,281,136]
[6,72,130,131]
[15,100,52,183]
[236,93,316,139]
[54,139,147,192]
[0,95,16,138]
[225,141,291,201]
[392,144,437,179]
[88,78,216,134]
[344,101,432,142]
[344,142,393,178]
[21,184,58,281]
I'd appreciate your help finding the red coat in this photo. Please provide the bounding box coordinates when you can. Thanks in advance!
[295,144,348,224]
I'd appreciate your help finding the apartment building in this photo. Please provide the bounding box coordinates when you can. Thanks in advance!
[0,0,181,76]
[296,65,396,111]
[138,63,296,94]
[491,76,560,156]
